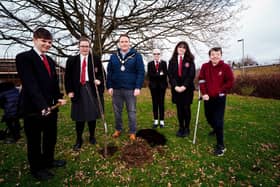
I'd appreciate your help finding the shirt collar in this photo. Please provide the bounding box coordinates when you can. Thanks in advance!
[120,49,130,58]
[178,55,184,59]
[154,60,160,63]
[33,47,44,58]
[80,54,88,61]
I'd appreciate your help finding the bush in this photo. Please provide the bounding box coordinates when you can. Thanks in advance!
[231,73,280,99]
[240,85,255,96]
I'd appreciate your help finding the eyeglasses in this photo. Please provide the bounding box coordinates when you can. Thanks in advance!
[153,53,160,55]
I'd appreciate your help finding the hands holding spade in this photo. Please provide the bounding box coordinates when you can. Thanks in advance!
[41,98,67,116]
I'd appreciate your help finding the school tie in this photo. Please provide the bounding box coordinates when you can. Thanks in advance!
[80,57,87,85]
[178,55,183,77]
[41,54,51,77]
[155,61,159,72]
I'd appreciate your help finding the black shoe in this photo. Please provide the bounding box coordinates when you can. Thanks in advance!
[182,129,190,137]
[208,130,216,136]
[51,160,66,168]
[73,140,83,151]
[214,145,226,156]
[152,124,158,129]
[89,137,96,144]
[176,130,184,137]
[159,124,164,128]
[32,169,54,181]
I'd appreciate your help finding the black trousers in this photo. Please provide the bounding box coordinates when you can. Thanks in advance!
[5,117,21,140]
[176,103,191,131]
[24,112,57,172]
[204,96,226,146]
[150,87,166,120]
[75,120,96,141]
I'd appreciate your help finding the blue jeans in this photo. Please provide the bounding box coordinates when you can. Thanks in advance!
[112,89,137,134]
[204,96,226,147]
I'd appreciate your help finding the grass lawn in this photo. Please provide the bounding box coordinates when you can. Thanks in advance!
[0,88,279,186]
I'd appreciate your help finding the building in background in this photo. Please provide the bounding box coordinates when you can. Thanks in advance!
[0,58,65,91]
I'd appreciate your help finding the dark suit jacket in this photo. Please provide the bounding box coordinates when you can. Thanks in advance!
[64,54,105,102]
[16,49,62,116]
[168,57,195,104]
[147,60,168,89]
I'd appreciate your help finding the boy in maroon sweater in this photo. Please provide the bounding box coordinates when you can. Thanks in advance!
[198,47,234,156]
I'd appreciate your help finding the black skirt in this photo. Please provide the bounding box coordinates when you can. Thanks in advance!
[71,83,100,121]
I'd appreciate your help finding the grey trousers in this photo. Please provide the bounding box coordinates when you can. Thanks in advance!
[112,89,137,134]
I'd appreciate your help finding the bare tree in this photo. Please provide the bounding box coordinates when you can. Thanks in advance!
[0,0,243,61]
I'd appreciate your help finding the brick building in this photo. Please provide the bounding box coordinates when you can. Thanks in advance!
[0,58,65,91]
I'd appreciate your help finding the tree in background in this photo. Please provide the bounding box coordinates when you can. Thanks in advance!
[0,0,243,62]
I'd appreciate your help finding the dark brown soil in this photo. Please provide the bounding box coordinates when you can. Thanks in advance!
[121,139,154,167]
[98,130,167,167]
[99,145,118,157]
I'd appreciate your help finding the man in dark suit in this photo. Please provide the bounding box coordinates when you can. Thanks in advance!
[65,36,104,151]
[147,49,168,128]
[16,28,67,181]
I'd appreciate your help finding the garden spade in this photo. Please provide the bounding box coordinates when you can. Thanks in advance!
[88,49,108,157]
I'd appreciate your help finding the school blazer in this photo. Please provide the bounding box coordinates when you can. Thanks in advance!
[168,57,196,104]
[65,54,104,102]
[16,49,62,115]
[147,60,168,89]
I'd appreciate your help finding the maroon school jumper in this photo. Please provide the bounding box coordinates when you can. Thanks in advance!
[199,60,234,97]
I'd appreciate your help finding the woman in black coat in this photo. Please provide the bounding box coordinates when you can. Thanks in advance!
[168,41,196,137]
[147,49,168,128]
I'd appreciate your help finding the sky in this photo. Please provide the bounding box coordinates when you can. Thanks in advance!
[1,0,279,68]
[143,0,280,68]
[217,0,280,66]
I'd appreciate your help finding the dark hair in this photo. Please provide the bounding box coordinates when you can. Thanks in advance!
[170,41,194,63]
[118,34,130,42]
[79,36,91,45]
[33,28,52,40]
[208,47,222,56]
